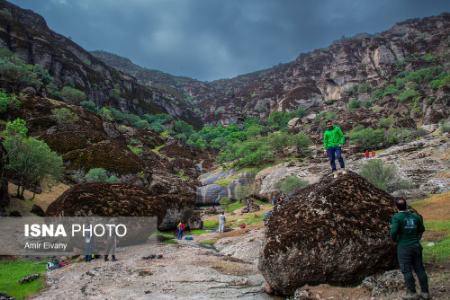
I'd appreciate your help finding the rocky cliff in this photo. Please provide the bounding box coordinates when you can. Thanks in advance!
[94,14,450,127]
[0,1,202,127]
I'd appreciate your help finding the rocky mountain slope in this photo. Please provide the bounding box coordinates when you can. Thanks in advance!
[0,1,202,127]
[94,14,450,127]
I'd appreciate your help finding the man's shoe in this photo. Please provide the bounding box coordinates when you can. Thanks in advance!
[419,292,431,300]
[333,173,338,178]
[402,291,419,300]
[341,170,347,175]
[104,255,109,262]
[112,255,117,262]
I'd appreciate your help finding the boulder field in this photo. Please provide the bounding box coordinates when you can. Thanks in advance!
[258,171,397,295]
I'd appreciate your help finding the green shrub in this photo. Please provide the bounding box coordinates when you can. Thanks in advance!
[0,90,20,113]
[439,120,450,134]
[349,127,385,149]
[100,107,113,121]
[80,100,98,113]
[378,116,395,128]
[267,111,292,131]
[60,86,86,104]
[128,144,143,156]
[385,128,415,146]
[84,168,119,183]
[315,111,337,124]
[133,119,150,129]
[382,84,399,97]
[403,67,443,84]
[347,99,361,110]
[397,89,419,102]
[109,85,121,100]
[52,107,79,125]
[275,176,308,194]
[0,50,53,91]
[360,159,412,192]
[431,73,450,90]
[267,132,290,152]
[290,132,312,155]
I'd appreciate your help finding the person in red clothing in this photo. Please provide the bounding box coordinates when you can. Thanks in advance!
[364,149,370,159]
[177,221,186,240]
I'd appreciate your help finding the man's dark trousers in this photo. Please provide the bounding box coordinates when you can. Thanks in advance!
[326,146,345,171]
[398,243,429,294]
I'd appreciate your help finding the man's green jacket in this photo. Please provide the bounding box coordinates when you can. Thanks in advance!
[390,211,425,248]
[323,126,345,150]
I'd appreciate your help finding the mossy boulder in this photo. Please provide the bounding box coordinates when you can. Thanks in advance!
[63,140,142,175]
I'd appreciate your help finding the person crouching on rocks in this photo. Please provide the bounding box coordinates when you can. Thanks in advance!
[390,198,430,300]
[218,212,226,233]
[323,120,346,176]
[177,220,186,240]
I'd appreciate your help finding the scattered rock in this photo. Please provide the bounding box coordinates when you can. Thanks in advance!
[31,204,45,217]
[259,171,397,295]
[241,195,262,214]
[142,254,163,260]
[18,273,40,284]
[138,270,153,276]
[9,211,22,217]
[0,293,15,300]
[360,270,404,297]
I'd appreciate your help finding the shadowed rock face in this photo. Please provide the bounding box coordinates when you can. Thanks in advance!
[258,171,397,295]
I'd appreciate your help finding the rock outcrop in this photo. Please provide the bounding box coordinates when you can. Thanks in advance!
[46,182,196,231]
[258,171,397,295]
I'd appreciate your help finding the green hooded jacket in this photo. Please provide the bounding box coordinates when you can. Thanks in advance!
[323,126,345,150]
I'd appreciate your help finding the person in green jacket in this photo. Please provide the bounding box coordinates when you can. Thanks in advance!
[323,120,345,173]
[390,198,429,300]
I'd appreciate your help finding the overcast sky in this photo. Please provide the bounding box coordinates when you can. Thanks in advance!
[10,0,450,81]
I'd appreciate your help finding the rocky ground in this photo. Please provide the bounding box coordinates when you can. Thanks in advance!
[33,231,276,300]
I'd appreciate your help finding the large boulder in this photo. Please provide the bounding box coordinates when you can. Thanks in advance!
[258,171,397,295]
[46,182,196,231]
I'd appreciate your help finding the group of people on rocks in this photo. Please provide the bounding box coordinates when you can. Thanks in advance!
[83,231,117,263]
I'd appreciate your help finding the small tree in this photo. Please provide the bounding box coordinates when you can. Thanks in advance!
[2,119,63,199]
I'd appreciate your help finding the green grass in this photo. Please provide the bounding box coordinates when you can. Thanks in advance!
[422,220,450,262]
[0,260,47,300]
[199,239,216,246]
[203,219,219,229]
[223,201,245,213]
[189,229,210,235]
[228,213,265,228]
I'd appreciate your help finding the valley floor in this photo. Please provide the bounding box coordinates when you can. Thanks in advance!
[30,192,450,300]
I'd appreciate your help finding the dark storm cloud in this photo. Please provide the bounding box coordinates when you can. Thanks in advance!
[9,0,450,81]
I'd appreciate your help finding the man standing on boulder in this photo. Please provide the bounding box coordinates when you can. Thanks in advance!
[323,120,345,175]
[390,198,430,300]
